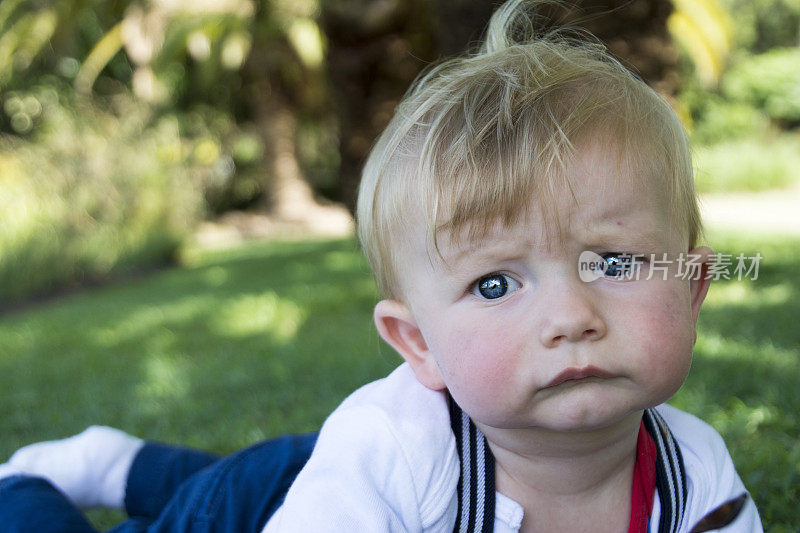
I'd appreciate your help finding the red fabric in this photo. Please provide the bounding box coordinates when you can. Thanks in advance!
[628,420,657,533]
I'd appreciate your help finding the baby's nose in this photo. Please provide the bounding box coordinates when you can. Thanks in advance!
[538,286,606,348]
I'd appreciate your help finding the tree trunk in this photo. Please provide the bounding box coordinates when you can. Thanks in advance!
[238,10,353,236]
[561,0,680,95]
[321,0,437,211]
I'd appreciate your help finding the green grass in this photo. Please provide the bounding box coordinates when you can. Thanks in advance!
[673,229,800,532]
[1,233,798,530]
[0,238,397,452]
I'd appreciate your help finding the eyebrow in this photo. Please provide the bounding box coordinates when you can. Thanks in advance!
[442,236,537,269]
[588,229,668,253]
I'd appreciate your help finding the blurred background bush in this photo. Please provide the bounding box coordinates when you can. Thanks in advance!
[1,0,798,304]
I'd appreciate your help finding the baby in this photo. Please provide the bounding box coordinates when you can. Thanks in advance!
[0,1,762,531]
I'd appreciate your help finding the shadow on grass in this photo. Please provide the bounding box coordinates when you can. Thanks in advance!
[699,293,800,351]
[0,238,398,457]
[675,345,800,531]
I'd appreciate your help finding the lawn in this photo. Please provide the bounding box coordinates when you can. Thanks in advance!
[0,232,798,530]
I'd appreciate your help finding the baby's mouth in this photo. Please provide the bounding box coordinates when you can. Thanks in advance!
[544,365,614,389]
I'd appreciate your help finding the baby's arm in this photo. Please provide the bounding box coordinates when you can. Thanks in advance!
[263,404,457,532]
[2,426,143,509]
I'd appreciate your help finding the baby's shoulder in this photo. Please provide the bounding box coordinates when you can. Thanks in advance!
[655,404,723,446]
[654,404,739,491]
[310,363,459,524]
[341,363,447,412]
[330,363,455,457]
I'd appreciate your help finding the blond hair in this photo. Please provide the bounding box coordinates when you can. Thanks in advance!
[357,0,701,300]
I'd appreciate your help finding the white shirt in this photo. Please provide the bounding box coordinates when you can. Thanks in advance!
[263,364,762,532]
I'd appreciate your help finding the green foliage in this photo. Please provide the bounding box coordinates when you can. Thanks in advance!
[692,133,800,193]
[173,105,265,214]
[679,45,800,194]
[0,0,256,99]
[688,97,770,145]
[0,0,130,91]
[0,234,797,529]
[673,1,800,194]
[681,48,800,145]
[0,1,316,305]
[720,48,800,126]
[0,87,216,302]
[717,0,800,52]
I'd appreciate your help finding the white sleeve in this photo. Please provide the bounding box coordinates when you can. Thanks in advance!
[262,404,454,533]
[655,404,763,533]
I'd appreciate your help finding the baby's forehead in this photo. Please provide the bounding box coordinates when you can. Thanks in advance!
[433,142,670,233]
[443,198,665,250]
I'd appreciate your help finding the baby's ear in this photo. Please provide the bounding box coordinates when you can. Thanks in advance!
[687,246,715,331]
[373,300,446,391]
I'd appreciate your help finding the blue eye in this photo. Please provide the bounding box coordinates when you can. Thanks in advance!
[473,273,520,299]
[601,252,636,279]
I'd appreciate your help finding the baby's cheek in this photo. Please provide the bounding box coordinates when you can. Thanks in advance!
[634,290,695,390]
[437,323,522,415]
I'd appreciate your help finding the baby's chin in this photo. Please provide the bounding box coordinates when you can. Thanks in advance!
[541,403,647,433]
[484,391,659,434]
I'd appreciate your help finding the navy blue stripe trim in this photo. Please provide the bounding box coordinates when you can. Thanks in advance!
[449,397,465,533]
[481,434,495,533]
[449,395,496,533]
[466,420,478,532]
[643,408,687,533]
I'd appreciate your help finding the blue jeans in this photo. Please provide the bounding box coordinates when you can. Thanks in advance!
[0,433,317,532]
